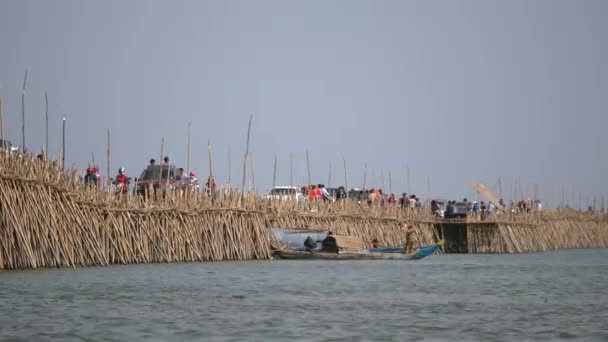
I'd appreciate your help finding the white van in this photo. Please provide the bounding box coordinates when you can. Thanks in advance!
[264,186,304,202]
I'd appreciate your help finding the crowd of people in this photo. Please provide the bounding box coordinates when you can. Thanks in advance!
[79,156,223,196]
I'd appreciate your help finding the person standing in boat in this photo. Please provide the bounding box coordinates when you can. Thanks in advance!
[404,224,416,254]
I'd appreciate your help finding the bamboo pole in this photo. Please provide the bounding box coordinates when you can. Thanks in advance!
[389,171,392,195]
[289,153,293,188]
[306,150,311,186]
[328,161,332,188]
[241,115,253,203]
[159,137,164,184]
[208,140,213,179]
[61,116,66,170]
[363,163,367,190]
[21,70,28,153]
[272,154,277,188]
[249,152,256,193]
[227,145,231,189]
[106,129,111,189]
[187,122,191,174]
[45,91,49,159]
[498,176,503,200]
[406,165,411,193]
[343,158,348,193]
[0,95,3,142]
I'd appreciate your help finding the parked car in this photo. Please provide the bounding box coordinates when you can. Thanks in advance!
[451,201,468,218]
[0,139,19,153]
[264,186,304,202]
[135,164,195,196]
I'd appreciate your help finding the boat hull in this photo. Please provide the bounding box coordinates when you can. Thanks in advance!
[273,250,418,260]
[274,242,443,261]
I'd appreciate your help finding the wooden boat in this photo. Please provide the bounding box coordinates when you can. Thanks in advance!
[273,240,444,261]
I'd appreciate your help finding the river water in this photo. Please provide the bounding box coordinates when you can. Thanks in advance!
[1,249,607,341]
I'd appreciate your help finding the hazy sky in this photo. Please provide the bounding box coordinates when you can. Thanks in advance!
[1,0,607,206]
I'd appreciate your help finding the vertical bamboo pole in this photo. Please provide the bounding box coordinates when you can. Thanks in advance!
[241,115,253,202]
[381,169,385,191]
[343,158,348,193]
[363,163,367,190]
[389,171,392,195]
[249,152,256,192]
[290,152,293,188]
[306,150,311,186]
[328,161,332,188]
[61,116,66,170]
[227,145,232,188]
[159,137,165,183]
[21,70,28,153]
[187,122,191,174]
[272,154,277,188]
[427,175,431,198]
[406,165,411,193]
[107,129,111,189]
[45,91,49,158]
[0,95,3,142]
[498,176,503,200]
[208,140,213,179]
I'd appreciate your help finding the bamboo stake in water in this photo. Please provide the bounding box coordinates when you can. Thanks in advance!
[21,70,28,153]
[241,115,253,203]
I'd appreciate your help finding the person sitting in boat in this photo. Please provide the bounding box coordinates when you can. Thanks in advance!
[371,238,379,249]
[303,236,317,251]
[320,231,338,253]
[404,224,416,254]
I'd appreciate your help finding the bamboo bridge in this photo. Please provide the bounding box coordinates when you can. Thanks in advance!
[1,154,607,270]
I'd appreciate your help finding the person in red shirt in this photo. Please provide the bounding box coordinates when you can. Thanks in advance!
[308,185,317,201]
[114,167,128,193]
[388,193,397,206]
